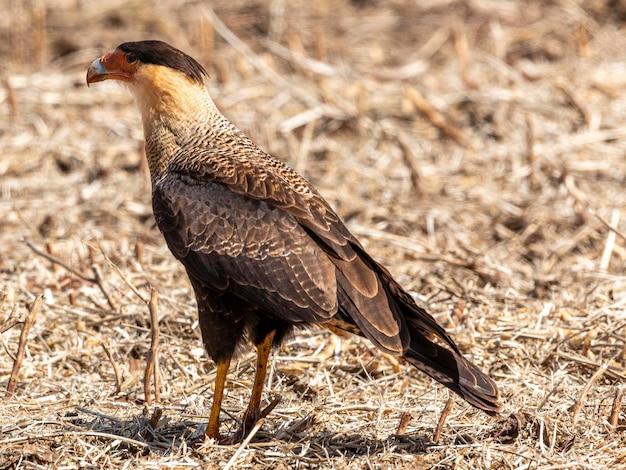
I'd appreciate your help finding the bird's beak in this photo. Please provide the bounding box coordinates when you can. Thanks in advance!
[86,49,135,87]
[86,58,107,86]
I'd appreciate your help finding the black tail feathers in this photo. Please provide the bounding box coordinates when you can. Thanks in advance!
[404,330,500,415]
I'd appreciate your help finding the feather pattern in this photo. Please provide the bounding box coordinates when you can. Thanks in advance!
[91,40,500,418]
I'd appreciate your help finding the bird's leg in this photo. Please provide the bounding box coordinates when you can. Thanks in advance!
[237,329,276,438]
[204,355,231,442]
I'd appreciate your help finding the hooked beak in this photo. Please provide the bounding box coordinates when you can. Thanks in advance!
[86,58,107,86]
[86,49,135,87]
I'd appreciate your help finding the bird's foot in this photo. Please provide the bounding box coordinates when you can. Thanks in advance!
[195,426,235,447]
[198,397,282,446]
[193,433,236,447]
[234,396,282,442]
[197,425,246,446]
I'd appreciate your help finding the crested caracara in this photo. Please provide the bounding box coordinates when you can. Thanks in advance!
[87,40,500,444]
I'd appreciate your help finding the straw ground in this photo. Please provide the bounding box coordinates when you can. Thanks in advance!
[2,1,626,468]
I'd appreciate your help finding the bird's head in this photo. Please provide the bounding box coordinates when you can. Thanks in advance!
[87,40,207,87]
[87,40,216,148]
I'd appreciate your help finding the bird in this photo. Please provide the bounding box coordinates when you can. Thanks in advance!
[87,40,500,444]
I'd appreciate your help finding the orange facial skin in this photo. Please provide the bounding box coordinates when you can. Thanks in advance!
[86,49,139,85]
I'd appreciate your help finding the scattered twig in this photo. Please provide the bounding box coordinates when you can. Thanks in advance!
[536,127,626,155]
[148,407,163,430]
[536,378,563,412]
[369,27,448,81]
[223,418,266,470]
[600,209,620,271]
[448,300,467,330]
[432,397,454,444]
[31,1,46,69]
[2,77,19,121]
[295,119,315,175]
[135,241,144,268]
[609,385,625,429]
[75,407,122,424]
[454,28,475,88]
[576,22,590,58]
[395,411,412,436]
[260,396,281,420]
[551,351,626,380]
[379,352,401,373]
[595,211,626,243]
[405,87,468,147]
[144,287,161,406]
[0,430,149,449]
[572,362,610,424]
[45,241,58,272]
[98,241,148,303]
[6,294,44,398]
[0,301,22,335]
[557,80,592,127]
[24,239,93,282]
[88,245,97,265]
[0,319,22,335]
[24,239,117,310]
[526,114,538,191]
[262,38,337,77]
[91,265,117,311]
[383,126,423,198]
[102,342,123,394]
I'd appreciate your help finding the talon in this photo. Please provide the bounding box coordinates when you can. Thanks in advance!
[236,396,282,441]
[260,396,282,419]
[198,429,241,446]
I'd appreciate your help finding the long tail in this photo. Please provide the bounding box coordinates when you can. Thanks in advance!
[333,243,501,415]
[403,327,500,415]
[374,253,501,415]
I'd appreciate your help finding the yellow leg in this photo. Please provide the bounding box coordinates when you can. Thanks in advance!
[204,356,231,441]
[240,329,276,435]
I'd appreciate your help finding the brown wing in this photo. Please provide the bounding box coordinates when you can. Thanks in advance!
[171,146,357,259]
[153,171,339,324]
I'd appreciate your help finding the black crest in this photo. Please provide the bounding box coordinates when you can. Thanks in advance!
[118,40,208,84]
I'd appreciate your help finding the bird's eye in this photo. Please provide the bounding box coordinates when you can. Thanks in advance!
[125,52,138,64]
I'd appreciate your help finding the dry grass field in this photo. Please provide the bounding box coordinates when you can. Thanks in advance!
[3,0,626,468]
